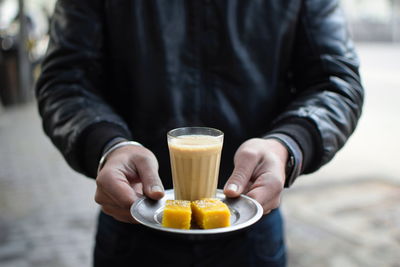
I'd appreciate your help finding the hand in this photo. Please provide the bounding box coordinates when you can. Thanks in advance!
[223,138,288,214]
[95,145,165,223]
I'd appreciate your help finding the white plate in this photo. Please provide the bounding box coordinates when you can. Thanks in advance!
[130,189,263,235]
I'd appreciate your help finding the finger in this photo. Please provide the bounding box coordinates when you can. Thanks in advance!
[97,169,138,209]
[247,186,281,213]
[101,205,138,224]
[95,187,135,209]
[132,183,144,196]
[246,172,283,213]
[135,154,164,200]
[224,148,260,197]
[94,187,116,206]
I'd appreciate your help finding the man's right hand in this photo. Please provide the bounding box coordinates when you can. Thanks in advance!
[94,145,165,223]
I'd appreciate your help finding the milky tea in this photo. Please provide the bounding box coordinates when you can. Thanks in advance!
[167,127,223,201]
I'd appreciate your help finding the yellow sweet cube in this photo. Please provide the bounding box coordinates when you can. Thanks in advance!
[191,198,231,229]
[162,200,192,229]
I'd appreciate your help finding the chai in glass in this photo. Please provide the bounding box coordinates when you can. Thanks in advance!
[167,127,223,201]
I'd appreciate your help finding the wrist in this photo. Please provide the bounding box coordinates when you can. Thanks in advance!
[264,133,303,187]
[78,122,132,178]
[264,138,289,166]
[101,137,129,155]
[97,140,143,174]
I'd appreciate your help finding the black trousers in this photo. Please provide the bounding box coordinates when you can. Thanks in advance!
[94,209,286,267]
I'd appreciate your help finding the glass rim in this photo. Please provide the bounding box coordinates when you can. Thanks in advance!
[167,127,224,138]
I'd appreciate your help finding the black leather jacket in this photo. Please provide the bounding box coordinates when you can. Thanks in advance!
[36,0,363,188]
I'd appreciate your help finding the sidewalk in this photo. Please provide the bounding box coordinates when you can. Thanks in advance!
[0,43,399,267]
[282,43,400,267]
[0,103,98,267]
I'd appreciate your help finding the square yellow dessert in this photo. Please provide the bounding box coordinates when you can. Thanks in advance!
[191,198,231,229]
[162,200,192,229]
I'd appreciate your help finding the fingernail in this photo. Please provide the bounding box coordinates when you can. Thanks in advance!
[227,184,238,192]
[151,185,163,193]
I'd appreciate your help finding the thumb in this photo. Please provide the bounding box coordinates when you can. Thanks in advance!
[135,155,165,200]
[224,149,258,198]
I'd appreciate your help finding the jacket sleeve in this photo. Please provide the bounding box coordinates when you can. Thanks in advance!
[270,0,364,174]
[35,0,132,178]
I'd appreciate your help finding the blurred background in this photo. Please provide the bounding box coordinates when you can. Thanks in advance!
[0,0,399,266]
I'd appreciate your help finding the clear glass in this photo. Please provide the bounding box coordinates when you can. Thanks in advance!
[167,127,224,201]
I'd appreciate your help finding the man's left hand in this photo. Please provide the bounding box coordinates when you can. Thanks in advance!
[223,138,288,214]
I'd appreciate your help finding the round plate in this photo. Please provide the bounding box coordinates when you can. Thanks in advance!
[130,189,263,235]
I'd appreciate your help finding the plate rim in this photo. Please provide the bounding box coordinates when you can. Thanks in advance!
[130,189,263,235]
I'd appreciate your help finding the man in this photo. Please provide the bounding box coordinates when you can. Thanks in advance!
[36,0,364,266]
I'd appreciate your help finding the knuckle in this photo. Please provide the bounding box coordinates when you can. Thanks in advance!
[95,178,104,190]
[238,148,259,162]
[94,191,102,204]
[134,153,153,166]
[133,153,146,163]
